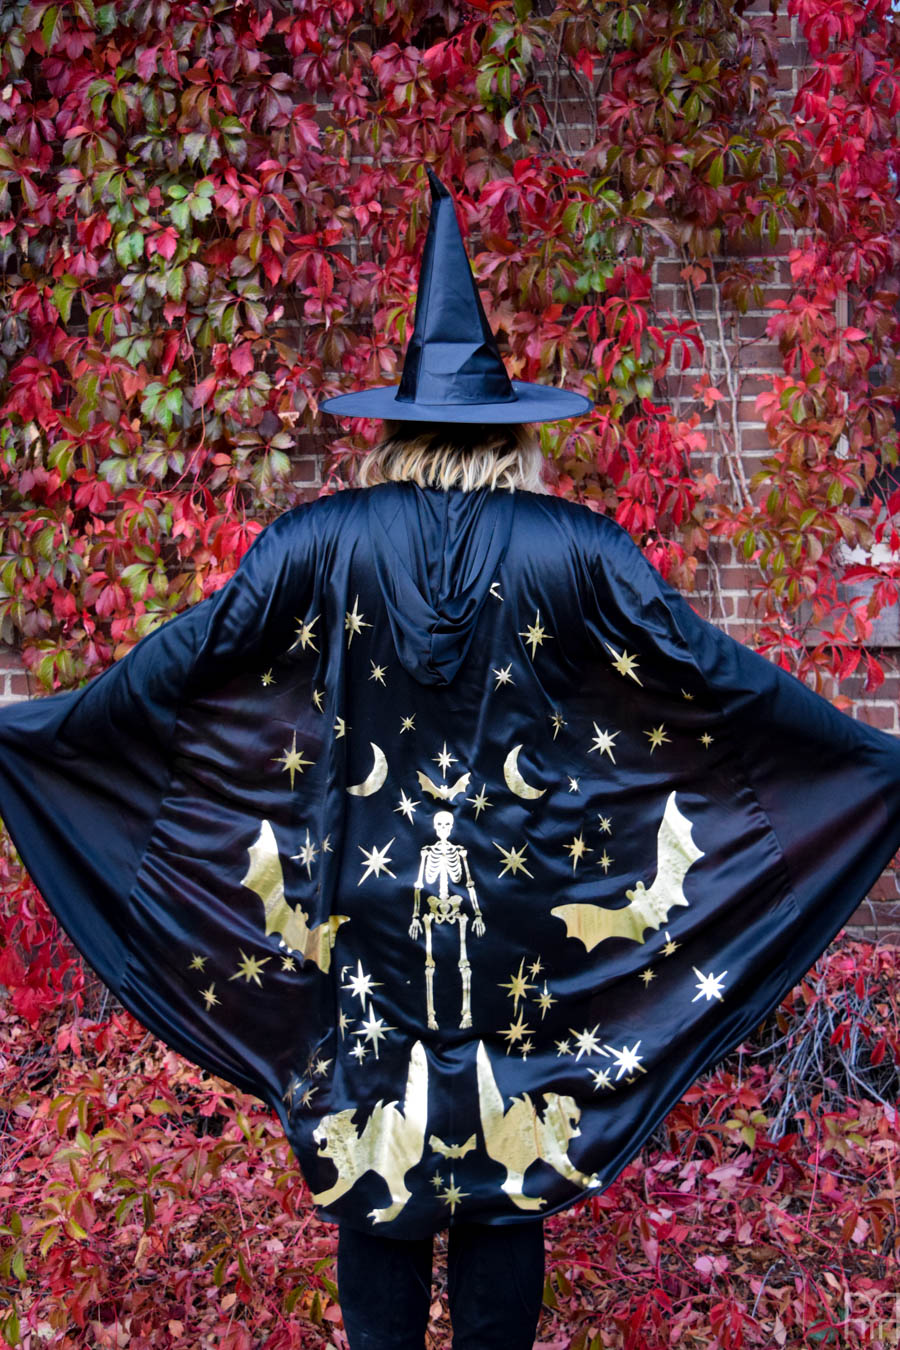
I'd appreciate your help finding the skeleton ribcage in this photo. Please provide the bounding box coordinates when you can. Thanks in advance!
[423,847,463,892]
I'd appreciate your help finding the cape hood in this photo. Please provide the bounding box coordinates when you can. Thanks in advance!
[367,482,515,686]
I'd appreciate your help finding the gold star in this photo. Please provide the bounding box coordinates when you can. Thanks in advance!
[555,1038,573,1056]
[261,669,275,687]
[498,958,536,1012]
[438,1173,469,1215]
[322,835,332,853]
[370,661,387,685]
[662,930,681,956]
[312,1056,332,1077]
[353,1001,396,1059]
[519,609,551,658]
[342,959,382,1007]
[395,790,419,823]
[349,1042,368,1063]
[588,1067,613,1091]
[431,1172,446,1190]
[598,850,613,873]
[312,688,325,712]
[358,839,396,885]
[334,716,349,738]
[550,710,566,739]
[433,741,457,776]
[400,714,416,733]
[589,724,618,762]
[682,689,694,700]
[300,1085,318,1108]
[200,983,219,1010]
[490,581,503,601]
[338,1010,351,1037]
[281,954,296,972]
[536,982,557,1017]
[699,733,714,748]
[273,732,314,789]
[519,1038,534,1059]
[188,953,207,971]
[493,664,514,687]
[605,641,643,685]
[493,841,534,879]
[639,967,656,987]
[228,948,271,987]
[500,1011,532,1051]
[528,957,543,978]
[565,832,593,872]
[597,815,612,834]
[290,613,319,653]
[290,828,318,877]
[344,595,371,646]
[570,1024,607,1061]
[466,784,492,818]
[645,724,670,753]
[568,776,580,793]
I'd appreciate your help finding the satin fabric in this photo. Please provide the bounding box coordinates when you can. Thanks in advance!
[1,483,899,1238]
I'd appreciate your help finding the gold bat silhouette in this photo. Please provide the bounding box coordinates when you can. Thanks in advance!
[428,1132,477,1159]
[551,792,703,949]
[416,770,472,802]
[242,820,349,973]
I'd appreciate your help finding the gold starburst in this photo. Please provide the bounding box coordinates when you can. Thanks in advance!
[644,724,671,753]
[261,669,275,687]
[290,613,319,653]
[588,1067,613,1091]
[273,732,314,789]
[500,1011,532,1051]
[349,1042,368,1063]
[639,967,656,987]
[370,661,387,685]
[438,1173,469,1215]
[493,841,534,879]
[467,785,492,817]
[228,948,271,988]
[681,689,694,700]
[699,733,714,748]
[662,930,681,957]
[597,815,612,834]
[570,1024,607,1061]
[433,741,457,776]
[519,609,551,658]
[311,687,325,712]
[334,716,349,739]
[300,1085,318,1108]
[568,776,580,793]
[550,710,567,739]
[605,641,643,685]
[528,957,543,978]
[598,850,613,873]
[188,953,207,971]
[565,832,593,872]
[342,959,383,1007]
[493,664,514,687]
[537,982,557,1017]
[281,954,296,972]
[400,714,416,733]
[312,1057,332,1077]
[555,1038,573,1056]
[498,958,536,1012]
[200,983,219,1010]
[344,595,371,646]
[353,1001,396,1059]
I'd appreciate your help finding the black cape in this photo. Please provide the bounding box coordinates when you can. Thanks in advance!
[2,484,898,1237]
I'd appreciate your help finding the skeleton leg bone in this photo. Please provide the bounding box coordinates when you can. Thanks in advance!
[424,913,437,1030]
[458,913,472,1029]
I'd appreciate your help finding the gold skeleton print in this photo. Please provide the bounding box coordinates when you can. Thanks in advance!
[311,1040,429,1224]
[409,810,485,1030]
[476,1041,599,1211]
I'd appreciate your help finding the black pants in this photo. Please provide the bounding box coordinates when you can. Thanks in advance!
[336,1219,546,1350]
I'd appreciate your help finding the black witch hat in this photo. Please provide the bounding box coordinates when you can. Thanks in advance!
[321,168,593,424]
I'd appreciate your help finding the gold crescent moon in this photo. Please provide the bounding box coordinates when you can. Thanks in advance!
[347,742,388,796]
[503,744,546,800]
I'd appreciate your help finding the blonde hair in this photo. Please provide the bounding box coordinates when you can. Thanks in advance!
[356,420,547,493]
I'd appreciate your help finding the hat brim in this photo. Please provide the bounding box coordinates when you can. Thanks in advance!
[320,380,592,424]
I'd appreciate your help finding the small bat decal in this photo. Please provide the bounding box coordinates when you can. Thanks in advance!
[551,792,703,949]
[242,820,349,973]
[416,770,472,802]
[429,1132,477,1159]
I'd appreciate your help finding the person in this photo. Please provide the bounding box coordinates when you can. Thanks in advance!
[2,168,900,1350]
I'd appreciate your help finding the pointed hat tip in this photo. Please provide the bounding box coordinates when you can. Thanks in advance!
[425,165,451,200]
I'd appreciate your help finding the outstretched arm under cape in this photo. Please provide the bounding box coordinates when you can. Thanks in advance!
[0,503,317,1096]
